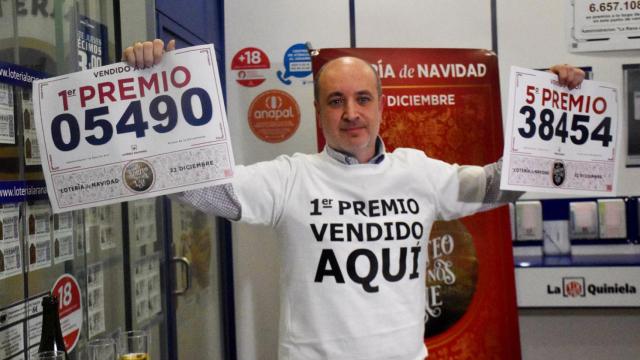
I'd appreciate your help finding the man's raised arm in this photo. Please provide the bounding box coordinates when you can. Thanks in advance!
[461,64,586,207]
[123,39,242,220]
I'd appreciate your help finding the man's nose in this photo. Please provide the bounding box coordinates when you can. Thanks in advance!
[342,100,358,120]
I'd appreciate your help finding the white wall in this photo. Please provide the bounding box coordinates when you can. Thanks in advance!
[224,2,349,359]
[497,1,640,358]
[355,0,492,48]
[519,308,640,360]
[224,0,640,358]
[498,0,640,198]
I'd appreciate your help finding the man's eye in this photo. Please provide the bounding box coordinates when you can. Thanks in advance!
[328,98,343,106]
[357,96,372,104]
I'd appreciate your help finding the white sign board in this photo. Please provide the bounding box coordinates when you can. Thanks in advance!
[500,67,620,196]
[516,267,640,307]
[568,0,640,51]
[33,45,234,213]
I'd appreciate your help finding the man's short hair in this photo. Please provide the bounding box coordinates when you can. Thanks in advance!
[313,56,382,101]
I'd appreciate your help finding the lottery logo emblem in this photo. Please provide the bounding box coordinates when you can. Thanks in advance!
[248,90,300,143]
[231,47,270,87]
[563,277,585,297]
[123,160,155,192]
[552,161,565,187]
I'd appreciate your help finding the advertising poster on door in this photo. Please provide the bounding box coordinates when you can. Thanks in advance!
[313,49,521,359]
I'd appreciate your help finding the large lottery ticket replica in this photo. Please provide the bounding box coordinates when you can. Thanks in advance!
[33,45,234,213]
[500,67,620,196]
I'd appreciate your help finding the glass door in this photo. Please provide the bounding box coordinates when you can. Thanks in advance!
[168,200,225,359]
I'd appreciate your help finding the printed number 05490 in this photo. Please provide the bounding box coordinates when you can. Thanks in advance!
[51,88,212,152]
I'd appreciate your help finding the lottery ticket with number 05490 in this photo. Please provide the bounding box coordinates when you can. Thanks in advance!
[33,44,235,213]
[499,66,620,196]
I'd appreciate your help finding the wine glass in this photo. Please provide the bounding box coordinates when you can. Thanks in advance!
[117,330,149,360]
[88,338,117,360]
[31,351,65,360]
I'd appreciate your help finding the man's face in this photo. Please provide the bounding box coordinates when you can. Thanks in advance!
[315,57,383,163]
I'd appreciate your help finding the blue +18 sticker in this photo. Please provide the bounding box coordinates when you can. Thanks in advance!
[277,43,312,85]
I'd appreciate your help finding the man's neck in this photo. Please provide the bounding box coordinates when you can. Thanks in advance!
[325,137,385,165]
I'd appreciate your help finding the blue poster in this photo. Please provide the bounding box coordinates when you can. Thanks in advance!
[0,180,48,204]
[277,43,312,85]
[77,16,109,70]
[0,61,47,88]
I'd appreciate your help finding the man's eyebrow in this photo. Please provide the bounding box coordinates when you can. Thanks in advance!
[356,90,374,96]
[326,91,344,98]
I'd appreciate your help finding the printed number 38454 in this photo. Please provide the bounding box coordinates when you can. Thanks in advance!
[517,105,612,147]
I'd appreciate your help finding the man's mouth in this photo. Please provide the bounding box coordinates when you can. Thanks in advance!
[341,125,366,133]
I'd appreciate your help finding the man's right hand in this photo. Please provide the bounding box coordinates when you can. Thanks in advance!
[122,39,175,69]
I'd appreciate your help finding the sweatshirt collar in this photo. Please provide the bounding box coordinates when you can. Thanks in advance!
[325,137,386,165]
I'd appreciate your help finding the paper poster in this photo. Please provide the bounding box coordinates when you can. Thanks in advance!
[26,294,46,349]
[0,300,28,360]
[98,225,115,251]
[277,43,312,85]
[74,210,87,256]
[133,256,161,323]
[85,205,116,252]
[0,322,25,359]
[52,212,74,264]
[0,204,21,279]
[51,274,83,351]
[132,199,156,247]
[0,83,15,144]
[247,89,300,143]
[26,203,51,272]
[568,0,640,51]
[33,44,235,213]
[87,262,106,337]
[230,47,270,87]
[22,92,41,166]
[76,16,108,71]
[500,67,620,195]
[83,207,101,254]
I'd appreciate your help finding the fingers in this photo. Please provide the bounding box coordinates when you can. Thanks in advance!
[152,39,164,65]
[167,39,176,52]
[123,45,136,66]
[143,41,154,68]
[133,42,144,69]
[549,64,586,90]
[122,39,176,68]
[568,69,585,90]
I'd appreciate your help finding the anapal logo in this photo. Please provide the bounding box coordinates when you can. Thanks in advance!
[253,95,294,119]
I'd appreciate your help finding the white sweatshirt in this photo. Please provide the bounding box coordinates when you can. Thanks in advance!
[225,148,485,360]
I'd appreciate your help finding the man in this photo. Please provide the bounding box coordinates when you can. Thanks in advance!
[125,40,583,359]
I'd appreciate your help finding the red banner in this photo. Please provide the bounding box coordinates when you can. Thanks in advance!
[313,48,521,359]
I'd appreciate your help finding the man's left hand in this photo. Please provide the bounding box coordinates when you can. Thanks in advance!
[549,64,586,90]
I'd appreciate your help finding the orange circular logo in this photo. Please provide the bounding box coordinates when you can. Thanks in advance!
[247,89,300,143]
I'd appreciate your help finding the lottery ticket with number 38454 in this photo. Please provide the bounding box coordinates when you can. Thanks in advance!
[499,66,620,196]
